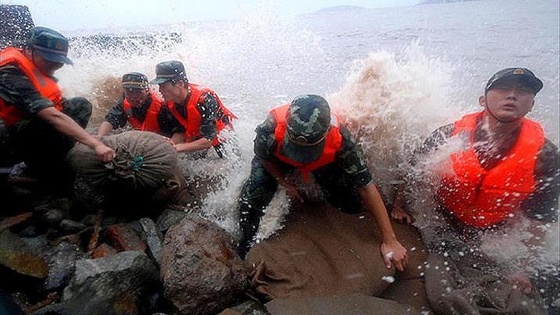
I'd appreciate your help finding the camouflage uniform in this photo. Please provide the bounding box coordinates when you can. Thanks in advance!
[104,93,184,138]
[150,60,234,158]
[415,122,559,314]
[0,27,91,194]
[237,95,375,257]
[0,64,92,183]
[167,92,224,141]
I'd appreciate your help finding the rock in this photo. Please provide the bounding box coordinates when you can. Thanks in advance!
[59,219,87,233]
[42,209,65,225]
[0,212,33,230]
[138,218,163,265]
[104,223,147,252]
[218,300,270,315]
[59,251,159,314]
[43,241,85,290]
[160,214,249,315]
[156,208,187,233]
[92,243,118,258]
[0,228,48,279]
[34,198,72,222]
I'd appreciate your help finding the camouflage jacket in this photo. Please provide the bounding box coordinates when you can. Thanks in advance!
[0,64,57,116]
[104,94,183,138]
[417,123,559,223]
[254,112,373,188]
[167,92,221,140]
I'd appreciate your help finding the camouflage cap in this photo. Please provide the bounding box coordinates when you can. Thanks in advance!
[485,68,543,94]
[122,72,149,89]
[281,95,332,164]
[27,26,73,65]
[150,60,188,84]
[286,94,331,144]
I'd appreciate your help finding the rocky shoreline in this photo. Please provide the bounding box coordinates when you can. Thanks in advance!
[0,172,431,315]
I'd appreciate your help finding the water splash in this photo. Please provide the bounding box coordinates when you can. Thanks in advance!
[328,43,460,201]
[46,5,557,286]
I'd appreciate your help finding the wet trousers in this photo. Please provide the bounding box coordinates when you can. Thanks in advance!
[237,157,363,258]
[421,214,547,315]
[424,252,547,315]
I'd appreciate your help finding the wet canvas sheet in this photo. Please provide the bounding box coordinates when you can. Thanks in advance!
[246,203,429,310]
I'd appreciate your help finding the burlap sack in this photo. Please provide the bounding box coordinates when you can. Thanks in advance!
[246,203,428,304]
[67,131,186,204]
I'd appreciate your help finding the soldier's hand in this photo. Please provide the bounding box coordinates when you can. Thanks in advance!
[94,143,115,162]
[380,240,408,271]
[391,205,414,225]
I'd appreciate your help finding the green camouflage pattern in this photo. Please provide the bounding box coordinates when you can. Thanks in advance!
[286,94,331,144]
[122,72,149,89]
[150,60,187,84]
[28,27,69,55]
[26,27,72,65]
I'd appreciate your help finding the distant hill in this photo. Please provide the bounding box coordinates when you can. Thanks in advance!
[419,0,481,4]
[316,5,366,13]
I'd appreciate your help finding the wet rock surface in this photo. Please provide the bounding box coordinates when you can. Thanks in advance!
[160,215,249,315]
[0,175,254,315]
[0,171,434,315]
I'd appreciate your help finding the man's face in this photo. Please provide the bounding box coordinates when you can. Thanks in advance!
[32,50,63,76]
[124,88,149,108]
[158,81,183,103]
[480,78,535,123]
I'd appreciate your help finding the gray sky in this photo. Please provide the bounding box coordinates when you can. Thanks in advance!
[4,0,419,32]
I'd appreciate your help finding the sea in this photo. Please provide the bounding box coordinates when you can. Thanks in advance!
[53,0,558,302]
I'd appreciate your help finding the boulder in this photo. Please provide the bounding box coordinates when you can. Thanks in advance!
[0,228,48,279]
[57,251,160,314]
[160,214,249,315]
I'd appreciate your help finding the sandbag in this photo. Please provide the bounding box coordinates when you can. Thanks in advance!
[67,131,186,202]
[265,293,417,315]
[246,203,429,304]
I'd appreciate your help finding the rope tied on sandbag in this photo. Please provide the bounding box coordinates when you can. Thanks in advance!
[132,155,144,171]
[103,146,151,189]
[68,131,184,193]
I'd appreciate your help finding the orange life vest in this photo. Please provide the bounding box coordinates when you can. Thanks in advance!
[437,112,544,228]
[271,104,343,182]
[168,83,236,146]
[0,47,63,127]
[122,92,164,133]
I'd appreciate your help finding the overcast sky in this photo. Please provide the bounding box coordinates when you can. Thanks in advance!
[4,0,419,32]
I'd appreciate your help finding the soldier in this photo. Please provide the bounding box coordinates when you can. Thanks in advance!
[0,26,114,195]
[97,72,180,138]
[392,68,559,314]
[236,94,408,272]
[150,60,236,158]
